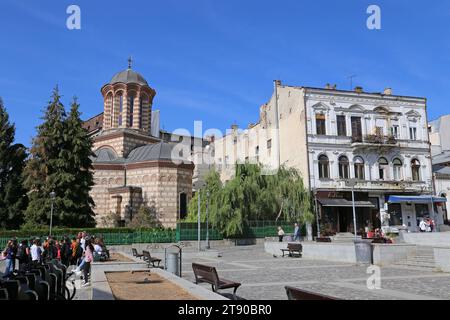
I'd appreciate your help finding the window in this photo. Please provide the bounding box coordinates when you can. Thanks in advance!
[338,156,349,179]
[179,193,187,220]
[129,94,135,127]
[118,94,123,126]
[139,97,143,128]
[391,125,399,138]
[410,127,417,140]
[336,115,347,136]
[255,146,259,155]
[316,114,326,135]
[411,159,421,181]
[393,158,403,180]
[233,137,237,144]
[267,139,272,149]
[378,157,389,180]
[354,157,365,180]
[225,156,229,168]
[318,155,330,179]
[351,117,362,141]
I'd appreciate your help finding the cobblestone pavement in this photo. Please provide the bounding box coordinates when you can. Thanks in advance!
[177,245,450,300]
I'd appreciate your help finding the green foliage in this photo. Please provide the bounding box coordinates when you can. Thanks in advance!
[186,163,314,237]
[23,88,96,228]
[0,97,28,229]
[127,205,161,229]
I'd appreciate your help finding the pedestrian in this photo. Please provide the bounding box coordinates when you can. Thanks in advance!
[2,240,15,278]
[426,219,432,233]
[16,239,30,273]
[430,219,435,232]
[419,218,427,232]
[60,237,72,267]
[30,239,42,267]
[81,238,94,286]
[277,226,285,242]
[293,223,301,242]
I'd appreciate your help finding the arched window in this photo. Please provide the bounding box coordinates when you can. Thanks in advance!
[318,155,330,179]
[378,157,389,180]
[354,156,365,180]
[393,158,403,180]
[139,95,149,129]
[411,159,421,181]
[129,94,135,127]
[118,93,123,126]
[179,193,187,220]
[338,156,349,179]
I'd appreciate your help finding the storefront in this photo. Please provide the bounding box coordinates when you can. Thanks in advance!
[317,192,381,236]
[387,195,447,232]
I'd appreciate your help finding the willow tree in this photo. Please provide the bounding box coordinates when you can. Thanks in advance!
[185,163,313,237]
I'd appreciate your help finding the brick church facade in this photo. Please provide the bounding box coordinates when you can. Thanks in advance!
[85,64,193,228]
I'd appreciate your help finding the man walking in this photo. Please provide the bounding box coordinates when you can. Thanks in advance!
[293,223,301,242]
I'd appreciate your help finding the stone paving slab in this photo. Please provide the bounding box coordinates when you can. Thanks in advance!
[179,244,450,300]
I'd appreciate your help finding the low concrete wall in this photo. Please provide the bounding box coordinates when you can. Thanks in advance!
[91,252,227,300]
[434,247,450,272]
[264,241,357,263]
[400,232,450,247]
[372,244,417,267]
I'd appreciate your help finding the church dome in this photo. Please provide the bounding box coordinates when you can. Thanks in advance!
[109,68,149,86]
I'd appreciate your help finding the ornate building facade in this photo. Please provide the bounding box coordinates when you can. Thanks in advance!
[86,63,194,228]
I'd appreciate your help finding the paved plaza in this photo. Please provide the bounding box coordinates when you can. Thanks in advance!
[2,243,450,300]
[178,244,450,300]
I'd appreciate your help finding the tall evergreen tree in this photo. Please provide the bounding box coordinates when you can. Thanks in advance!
[24,88,95,228]
[62,98,95,227]
[0,98,28,229]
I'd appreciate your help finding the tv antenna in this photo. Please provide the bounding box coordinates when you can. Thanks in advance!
[347,74,357,90]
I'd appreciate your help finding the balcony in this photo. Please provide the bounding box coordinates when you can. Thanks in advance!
[351,134,398,150]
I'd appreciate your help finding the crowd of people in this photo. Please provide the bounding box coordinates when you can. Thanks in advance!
[419,218,436,232]
[1,231,108,286]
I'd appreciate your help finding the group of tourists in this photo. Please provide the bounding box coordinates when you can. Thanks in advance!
[1,231,108,286]
[419,218,435,232]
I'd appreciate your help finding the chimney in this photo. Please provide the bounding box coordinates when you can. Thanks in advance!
[354,86,363,93]
[274,80,282,86]
[325,83,331,89]
[383,88,393,95]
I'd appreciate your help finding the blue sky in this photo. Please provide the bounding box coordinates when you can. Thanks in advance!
[1,0,449,146]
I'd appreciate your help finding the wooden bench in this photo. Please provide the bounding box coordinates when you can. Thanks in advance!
[280,243,302,257]
[192,263,241,299]
[316,237,332,243]
[132,248,144,259]
[285,286,340,300]
[142,250,162,268]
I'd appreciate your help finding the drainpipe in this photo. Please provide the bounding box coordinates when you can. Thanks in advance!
[273,80,281,170]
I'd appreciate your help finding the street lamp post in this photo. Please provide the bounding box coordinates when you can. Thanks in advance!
[346,179,358,240]
[206,190,210,249]
[49,191,56,237]
[197,188,201,251]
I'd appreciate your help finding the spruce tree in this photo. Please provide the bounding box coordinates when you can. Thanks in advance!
[24,87,67,227]
[24,88,95,228]
[0,98,28,229]
[62,98,95,227]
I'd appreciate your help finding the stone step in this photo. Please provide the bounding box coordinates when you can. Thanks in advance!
[395,261,436,268]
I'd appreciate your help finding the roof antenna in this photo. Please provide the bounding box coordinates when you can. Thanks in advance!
[128,56,133,69]
[347,74,357,90]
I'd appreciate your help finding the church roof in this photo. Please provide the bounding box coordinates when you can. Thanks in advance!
[110,68,148,86]
[92,142,189,164]
[127,142,185,162]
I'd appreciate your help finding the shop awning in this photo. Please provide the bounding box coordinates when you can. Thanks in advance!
[388,195,447,203]
[318,198,376,208]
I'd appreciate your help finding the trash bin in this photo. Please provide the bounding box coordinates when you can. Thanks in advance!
[166,252,179,276]
[354,239,373,264]
[164,244,182,277]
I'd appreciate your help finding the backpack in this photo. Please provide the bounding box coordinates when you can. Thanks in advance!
[16,245,25,260]
[75,244,83,258]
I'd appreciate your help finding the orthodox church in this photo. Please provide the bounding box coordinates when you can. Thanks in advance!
[84,60,193,228]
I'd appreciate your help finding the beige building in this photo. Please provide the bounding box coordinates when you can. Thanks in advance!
[85,64,194,228]
[212,81,443,234]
